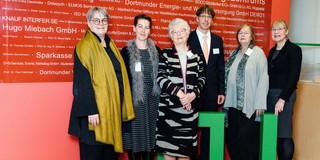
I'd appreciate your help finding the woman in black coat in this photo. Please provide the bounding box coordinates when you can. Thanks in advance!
[68,7,135,159]
[267,19,302,160]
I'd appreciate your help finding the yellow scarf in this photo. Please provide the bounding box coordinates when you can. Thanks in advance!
[76,29,135,153]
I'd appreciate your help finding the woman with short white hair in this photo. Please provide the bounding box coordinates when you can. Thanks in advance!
[168,18,191,39]
[155,18,206,160]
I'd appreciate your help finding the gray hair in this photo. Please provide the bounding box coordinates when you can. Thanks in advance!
[86,6,109,22]
[168,18,190,39]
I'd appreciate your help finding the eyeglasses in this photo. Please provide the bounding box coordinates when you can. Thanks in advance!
[90,18,108,25]
[238,31,250,35]
[171,29,186,35]
[199,14,212,19]
[272,27,284,32]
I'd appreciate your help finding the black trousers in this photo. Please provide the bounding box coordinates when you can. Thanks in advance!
[226,108,260,160]
[127,150,155,160]
[79,142,119,160]
[198,127,210,160]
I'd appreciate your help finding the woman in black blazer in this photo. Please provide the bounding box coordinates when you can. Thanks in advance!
[267,19,302,160]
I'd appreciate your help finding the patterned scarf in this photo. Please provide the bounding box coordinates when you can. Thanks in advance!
[225,45,254,110]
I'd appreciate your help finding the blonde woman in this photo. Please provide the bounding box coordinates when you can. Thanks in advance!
[267,19,302,160]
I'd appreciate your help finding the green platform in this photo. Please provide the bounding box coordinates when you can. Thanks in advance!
[157,112,278,160]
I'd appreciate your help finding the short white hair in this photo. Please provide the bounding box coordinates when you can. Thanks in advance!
[168,18,190,39]
[86,6,109,21]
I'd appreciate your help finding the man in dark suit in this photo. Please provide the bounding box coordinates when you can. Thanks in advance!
[188,5,225,160]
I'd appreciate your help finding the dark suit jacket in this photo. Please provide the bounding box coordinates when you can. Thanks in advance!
[188,30,225,111]
[268,40,302,101]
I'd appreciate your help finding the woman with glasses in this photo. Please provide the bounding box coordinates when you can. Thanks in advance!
[267,20,302,160]
[224,23,268,160]
[68,6,135,160]
[155,18,206,160]
[120,14,161,160]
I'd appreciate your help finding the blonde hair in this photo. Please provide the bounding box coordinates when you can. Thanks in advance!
[271,19,289,39]
[271,19,288,30]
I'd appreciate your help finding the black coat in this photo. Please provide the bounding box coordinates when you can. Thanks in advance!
[68,34,123,145]
[68,48,100,145]
[268,40,302,101]
[188,30,225,111]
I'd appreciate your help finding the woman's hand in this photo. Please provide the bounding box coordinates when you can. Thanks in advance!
[184,103,192,111]
[176,90,185,99]
[255,109,264,117]
[275,98,285,116]
[180,92,196,111]
[177,90,188,108]
[88,114,100,127]
[177,90,187,106]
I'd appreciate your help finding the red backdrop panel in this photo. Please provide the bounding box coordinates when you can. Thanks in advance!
[0,0,290,160]
[1,0,271,83]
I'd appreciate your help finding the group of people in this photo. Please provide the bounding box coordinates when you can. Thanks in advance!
[68,5,302,160]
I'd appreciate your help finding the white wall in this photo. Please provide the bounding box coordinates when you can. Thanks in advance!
[290,0,320,81]
[290,1,320,159]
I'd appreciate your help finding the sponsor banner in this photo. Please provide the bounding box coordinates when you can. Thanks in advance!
[1,0,271,83]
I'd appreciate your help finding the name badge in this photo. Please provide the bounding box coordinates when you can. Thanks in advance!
[213,48,220,54]
[245,48,253,56]
[186,50,194,58]
[135,62,141,72]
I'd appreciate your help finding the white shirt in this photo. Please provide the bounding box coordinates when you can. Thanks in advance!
[196,28,211,54]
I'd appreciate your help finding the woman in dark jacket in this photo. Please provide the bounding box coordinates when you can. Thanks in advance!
[68,7,135,160]
[267,19,302,160]
[120,14,161,160]
[155,18,206,160]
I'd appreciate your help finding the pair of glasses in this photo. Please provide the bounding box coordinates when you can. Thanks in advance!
[199,14,212,19]
[238,32,250,35]
[272,27,284,32]
[90,18,108,25]
[171,29,186,35]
